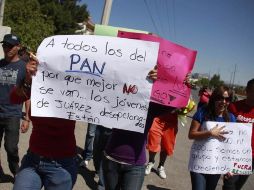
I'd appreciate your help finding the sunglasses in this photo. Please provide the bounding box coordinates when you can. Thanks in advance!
[215,96,231,102]
[2,43,15,49]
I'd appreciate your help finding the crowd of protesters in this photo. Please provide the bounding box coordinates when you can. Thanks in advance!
[0,33,253,190]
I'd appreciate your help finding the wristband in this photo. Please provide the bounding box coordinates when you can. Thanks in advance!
[23,119,30,122]
[22,116,30,122]
[23,81,31,90]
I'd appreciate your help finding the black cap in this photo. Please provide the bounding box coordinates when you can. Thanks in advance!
[0,34,21,45]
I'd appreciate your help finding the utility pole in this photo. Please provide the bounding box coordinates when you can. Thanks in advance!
[217,68,220,76]
[232,64,237,88]
[0,0,5,25]
[101,0,113,25]
[229,71,233,87]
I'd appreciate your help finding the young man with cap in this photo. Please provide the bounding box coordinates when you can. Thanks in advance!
[0,33,29,178]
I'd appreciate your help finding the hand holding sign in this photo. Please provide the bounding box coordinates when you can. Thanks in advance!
[147,65,158,81]
[25,54,39,84]
[210,124,228,141]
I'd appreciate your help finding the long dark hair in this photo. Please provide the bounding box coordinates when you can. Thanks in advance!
[205,85,232,122]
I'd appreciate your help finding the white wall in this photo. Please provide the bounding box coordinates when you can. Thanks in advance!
[0,25,11,58]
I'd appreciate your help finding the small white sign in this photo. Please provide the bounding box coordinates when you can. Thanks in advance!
[188,121,253,174]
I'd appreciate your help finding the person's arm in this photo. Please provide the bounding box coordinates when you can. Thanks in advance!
[10,54,38,103]
[20,99,30,133]
[188,120,228,141]
[188,119,211,140]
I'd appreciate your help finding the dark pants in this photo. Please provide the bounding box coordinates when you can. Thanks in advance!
[0,117,20,175]
[93,126,112,190]
[190,171,221,190]
[103,157,145,190]
[82,123,97,161]
[223,159,254,190]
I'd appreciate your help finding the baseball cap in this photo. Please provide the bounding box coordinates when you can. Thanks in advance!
[0,34,21,46]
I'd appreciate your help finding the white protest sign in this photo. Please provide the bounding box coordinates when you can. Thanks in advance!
[31,35,159,133]
[188,121,253,174]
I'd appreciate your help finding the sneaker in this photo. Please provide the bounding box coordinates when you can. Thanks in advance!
[157,166,166,179]
[80,160,89,168]
[145,162,154,175]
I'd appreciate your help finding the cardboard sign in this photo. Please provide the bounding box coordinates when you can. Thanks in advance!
[94,24,149,37]
[118,31,197,108]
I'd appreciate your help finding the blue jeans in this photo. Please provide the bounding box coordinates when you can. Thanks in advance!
[190,172,221,190]
[83,123,97,160]
[93,126,112,190]
[0,117,20,175]
[103,157,145,190]
[13,151,77,190]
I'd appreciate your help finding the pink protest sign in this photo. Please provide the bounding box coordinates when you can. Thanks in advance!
[118,31,197,108]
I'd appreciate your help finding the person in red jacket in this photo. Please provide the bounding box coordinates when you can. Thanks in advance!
[10,56,77,190]
[223,78,254,190]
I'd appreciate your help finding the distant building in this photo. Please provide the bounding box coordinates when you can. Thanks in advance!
[75,17,95,35]
[192,73,209,79]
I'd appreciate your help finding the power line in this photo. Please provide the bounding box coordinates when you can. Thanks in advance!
[153,0,165,36]
[172,0,176,40]
[165,0,171,38]
[143,0,160,35]
[232,64,237,87]
[144,0,176,40]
